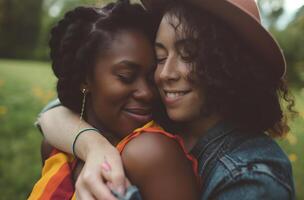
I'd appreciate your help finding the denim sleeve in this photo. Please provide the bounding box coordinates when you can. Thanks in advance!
[112,186,142,200]
[35,98,61,135]
[212,170,293,200]
[39,98,62,114]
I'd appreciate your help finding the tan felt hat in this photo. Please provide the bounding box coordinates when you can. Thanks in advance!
[141,0,286,78]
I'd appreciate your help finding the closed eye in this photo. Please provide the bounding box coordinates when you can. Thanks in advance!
[156,57,167,64]
[117,73,136,84]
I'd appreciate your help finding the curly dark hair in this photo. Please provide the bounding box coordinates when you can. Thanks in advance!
[49,0,155,113]
[159,1,295,137]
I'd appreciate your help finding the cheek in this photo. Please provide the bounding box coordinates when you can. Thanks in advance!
[89,79,133,132]
[90,76,130,111]
[192,89,205,114]
[180,63,193,79]
[96,83,128,105]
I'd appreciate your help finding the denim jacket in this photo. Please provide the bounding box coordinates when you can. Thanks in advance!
[191,122,295,200]
[38,100,295,199]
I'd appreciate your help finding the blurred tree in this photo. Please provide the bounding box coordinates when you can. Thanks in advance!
[0,0,43,59]
[34,0,113,60]
[0,0,141,60]
[258,0,304,86]
[276,6,304,86]
[258,0,285,28]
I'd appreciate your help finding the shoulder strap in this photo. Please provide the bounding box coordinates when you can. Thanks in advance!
[116,123,199,178]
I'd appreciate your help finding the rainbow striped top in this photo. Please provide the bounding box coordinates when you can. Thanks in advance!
[28,121,198,200]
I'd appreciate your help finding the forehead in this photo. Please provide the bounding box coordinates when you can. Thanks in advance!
[100,31,151,59]
[157,14,183,40]
[107,30,149,53]
[156,12,199,45]
[95,30,154,71]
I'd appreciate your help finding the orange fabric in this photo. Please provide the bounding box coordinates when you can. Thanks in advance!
[37,163,71,200]
[117,121,198,178]
[29,121,198,199]
[28,150,76,200]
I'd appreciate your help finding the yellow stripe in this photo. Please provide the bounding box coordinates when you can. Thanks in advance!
[133,120,161,132]
[28,153,73,200]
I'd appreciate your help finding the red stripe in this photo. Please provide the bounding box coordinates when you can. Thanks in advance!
[49,172,75,200]
[38,162,72,200]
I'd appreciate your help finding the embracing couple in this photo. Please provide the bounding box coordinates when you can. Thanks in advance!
[29,0,295,199]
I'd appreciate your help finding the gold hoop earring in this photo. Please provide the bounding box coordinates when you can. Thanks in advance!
[80,89,87,121]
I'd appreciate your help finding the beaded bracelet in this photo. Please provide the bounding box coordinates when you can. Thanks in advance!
[72,128,100,158]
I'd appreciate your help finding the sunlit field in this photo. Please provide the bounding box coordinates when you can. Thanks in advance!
[0,59,303,199]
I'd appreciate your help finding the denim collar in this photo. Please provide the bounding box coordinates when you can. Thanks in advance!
[190,121,236,159]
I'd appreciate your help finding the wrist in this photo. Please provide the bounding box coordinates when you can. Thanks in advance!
[75,130,110,160]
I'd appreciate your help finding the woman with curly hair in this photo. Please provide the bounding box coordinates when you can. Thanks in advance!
[36,0,296,199]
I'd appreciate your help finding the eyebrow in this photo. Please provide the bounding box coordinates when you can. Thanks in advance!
[114,60,156,73]
[175,38,195,48]
[115,60,142,69]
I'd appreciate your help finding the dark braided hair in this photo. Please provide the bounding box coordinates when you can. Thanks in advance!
[49,0,155,113]
[159,1,295,137]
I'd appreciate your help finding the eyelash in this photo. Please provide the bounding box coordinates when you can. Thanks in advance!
[156,58,166,64]
[156,56,192,65]
[117,74,134,84]
[180,55,192,63]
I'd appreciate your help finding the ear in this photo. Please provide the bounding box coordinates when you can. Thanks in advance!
[80,74,94,93]
[80,83,90,94]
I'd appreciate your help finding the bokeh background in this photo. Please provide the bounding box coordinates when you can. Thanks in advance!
[0,0,303,199]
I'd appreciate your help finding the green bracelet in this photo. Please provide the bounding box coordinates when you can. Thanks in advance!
[72,128,100,158]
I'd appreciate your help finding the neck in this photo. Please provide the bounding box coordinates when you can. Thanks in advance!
[85,103,120,145]
[178,114,222,151]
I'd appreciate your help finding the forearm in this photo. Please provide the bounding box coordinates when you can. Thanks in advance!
[38,106,110,160]
[38,104,127,199]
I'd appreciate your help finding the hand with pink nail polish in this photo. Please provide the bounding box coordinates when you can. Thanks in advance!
[75,134,130,200]
[101,158,112,172]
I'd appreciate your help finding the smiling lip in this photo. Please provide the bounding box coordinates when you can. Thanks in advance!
[123,108,152,123]
[162,89,191,105]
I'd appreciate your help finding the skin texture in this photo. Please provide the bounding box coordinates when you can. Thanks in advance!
[39,106,127,199]
[84,30,156,143]
[122,133,199,200]
[154,14,221,148]
[40,29,199,200]
[154,15,204,123]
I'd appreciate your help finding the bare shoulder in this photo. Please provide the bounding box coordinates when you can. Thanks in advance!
[121,132,199,200]
[121,132,187,168]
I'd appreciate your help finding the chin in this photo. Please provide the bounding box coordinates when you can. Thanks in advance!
[166,106,202,122]
[167,110,190,122]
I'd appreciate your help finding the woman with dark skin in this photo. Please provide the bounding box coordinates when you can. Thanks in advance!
[38,0,296,199]
[30,1,199,200]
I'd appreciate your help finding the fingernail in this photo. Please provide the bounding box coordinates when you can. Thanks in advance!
[117,186,125,195]
[101,162,111,172]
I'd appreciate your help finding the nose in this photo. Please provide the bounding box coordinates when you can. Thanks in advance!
[158,55,180,82]
[133,78,155,103]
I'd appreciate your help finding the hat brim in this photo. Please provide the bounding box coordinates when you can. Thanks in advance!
[141,0,286,78]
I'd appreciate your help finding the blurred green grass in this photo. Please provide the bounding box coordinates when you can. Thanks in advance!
[0,59,56,199]
[0,59,303,199]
